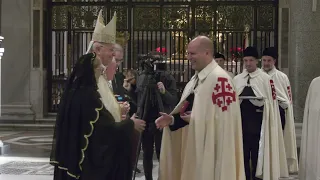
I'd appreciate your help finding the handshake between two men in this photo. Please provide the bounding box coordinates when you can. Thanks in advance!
[122,66,180,180]
[155,111,191,129]
[118,99,146,133]
[119,80,171,133]
[155,92,194,130]
[155,93,193,129]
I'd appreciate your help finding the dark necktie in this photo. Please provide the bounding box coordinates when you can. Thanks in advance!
[194,75,199,90]
[114,75,117,89]
[247,75,251,86]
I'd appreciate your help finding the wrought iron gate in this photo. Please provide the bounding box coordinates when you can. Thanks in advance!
[47,0,278,112]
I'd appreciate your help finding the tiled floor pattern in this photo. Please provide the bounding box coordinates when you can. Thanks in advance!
[0,130,299,180]
[0,157,299,180]
[0,130,158,179]
[0,157,158,180]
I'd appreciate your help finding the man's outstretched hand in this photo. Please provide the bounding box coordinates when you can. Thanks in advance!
[155,112,173,129]
[130,113,146,132]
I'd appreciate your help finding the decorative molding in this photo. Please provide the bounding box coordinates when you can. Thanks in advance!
[284,0,289,6]
[312,0,317,12]
[279,0,290,8]
[278,7,290,70]
[30,0,45,119]
[31,4,35,69]
[33,0,41,10]
[0,105,35,121]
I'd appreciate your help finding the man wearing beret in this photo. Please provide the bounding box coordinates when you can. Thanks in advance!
[262,47,298,174]
[233,46,289,180]
[214,52,235,78]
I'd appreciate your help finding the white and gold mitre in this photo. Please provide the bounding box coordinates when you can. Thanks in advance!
[92,10,117,44]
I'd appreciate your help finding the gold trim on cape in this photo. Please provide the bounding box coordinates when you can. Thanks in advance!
[50,104,103,179]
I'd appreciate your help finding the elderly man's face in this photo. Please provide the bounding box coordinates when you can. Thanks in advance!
[105,58,117,80]
[97,43,115,66]
[114,50,124,67]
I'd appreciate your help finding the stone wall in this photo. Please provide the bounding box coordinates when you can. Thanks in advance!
[1,0,34,121]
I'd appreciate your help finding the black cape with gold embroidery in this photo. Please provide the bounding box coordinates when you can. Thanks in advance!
[50,53,134,180]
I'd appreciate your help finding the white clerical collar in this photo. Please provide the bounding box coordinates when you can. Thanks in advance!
[243,68,261,78]
[195,59,218,81]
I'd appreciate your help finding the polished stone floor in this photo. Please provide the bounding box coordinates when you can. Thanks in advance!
[0,130,158,180]
[0,130,299,180]
[0,156,158,180]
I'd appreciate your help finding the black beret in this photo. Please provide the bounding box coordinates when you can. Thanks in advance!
[262,47,278,59]
[214,52,225,60]
[243,46,259,59]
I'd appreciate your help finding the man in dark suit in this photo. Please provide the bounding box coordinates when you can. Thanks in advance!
[113,44,142,174]
[112,43,126,96]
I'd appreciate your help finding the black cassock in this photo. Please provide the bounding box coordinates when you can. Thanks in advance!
[239,85,263,180]
[50,53,135,180]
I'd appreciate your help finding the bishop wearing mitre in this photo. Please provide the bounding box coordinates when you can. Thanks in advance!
[50,10,145,180]
[86,10,130,122]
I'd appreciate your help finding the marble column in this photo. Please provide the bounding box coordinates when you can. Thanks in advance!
[0,0,35,121]
[289,0,320,123]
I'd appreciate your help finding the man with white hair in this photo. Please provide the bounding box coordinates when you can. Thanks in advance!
[114,43,124,66]
[51,10,146,180]
[85,12,116,69]
[86,10,133,121]
[113,43,142,174]
[111,43,126,96]
[87,9,145,135]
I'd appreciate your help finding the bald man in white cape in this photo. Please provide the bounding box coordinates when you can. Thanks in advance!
[155,36,245,180]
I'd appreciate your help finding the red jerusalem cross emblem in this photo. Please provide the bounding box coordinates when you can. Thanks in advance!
[287,86,292,103]
[270,80,276,100]
[212,77,236,112]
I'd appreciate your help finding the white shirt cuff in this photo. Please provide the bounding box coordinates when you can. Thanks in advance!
[170,116,174,125]
[123,84,132,91]
[279,101,289,109]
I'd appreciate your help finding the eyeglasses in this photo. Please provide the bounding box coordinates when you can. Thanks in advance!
[115,59,123,63]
